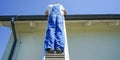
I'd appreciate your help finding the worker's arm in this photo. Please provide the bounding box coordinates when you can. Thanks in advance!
[45,10,49,16]
[63,10,67,15]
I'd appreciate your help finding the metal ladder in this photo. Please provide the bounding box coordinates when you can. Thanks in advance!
[41,20,70,60]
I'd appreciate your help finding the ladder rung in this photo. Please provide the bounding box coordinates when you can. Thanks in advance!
[45,54,64,58]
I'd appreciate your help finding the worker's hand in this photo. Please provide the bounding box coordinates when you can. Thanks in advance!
[63,10,67,15]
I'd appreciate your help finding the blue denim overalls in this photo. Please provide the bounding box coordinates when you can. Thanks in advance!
[44,4,65,52]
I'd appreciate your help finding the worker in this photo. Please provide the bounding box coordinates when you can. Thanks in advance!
[44,2,67,54]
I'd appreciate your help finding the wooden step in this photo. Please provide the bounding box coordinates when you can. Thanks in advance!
[45,54,64,58]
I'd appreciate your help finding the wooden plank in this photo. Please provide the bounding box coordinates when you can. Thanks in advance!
[45,54,64,58]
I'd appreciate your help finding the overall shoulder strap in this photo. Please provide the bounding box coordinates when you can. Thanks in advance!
[51,4,61,14]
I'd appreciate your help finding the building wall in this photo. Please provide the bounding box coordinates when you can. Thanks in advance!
[68,32,120,60]
[13,32,43,60]
[7,20,120,60]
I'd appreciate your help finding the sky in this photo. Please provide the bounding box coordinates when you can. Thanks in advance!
[0,0,120,15]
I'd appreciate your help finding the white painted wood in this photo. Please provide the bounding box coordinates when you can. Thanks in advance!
[63,20,70,60]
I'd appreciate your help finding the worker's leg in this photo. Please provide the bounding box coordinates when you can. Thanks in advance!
[44,14,56,51]
[55,15,65,52]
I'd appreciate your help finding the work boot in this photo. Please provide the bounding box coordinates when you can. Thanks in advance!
[56,48,63,54]
[46,48,54,54]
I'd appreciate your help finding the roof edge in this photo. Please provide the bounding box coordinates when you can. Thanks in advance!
[0,14,120,21]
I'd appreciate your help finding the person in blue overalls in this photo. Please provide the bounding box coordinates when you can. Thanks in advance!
[44,2,67,54]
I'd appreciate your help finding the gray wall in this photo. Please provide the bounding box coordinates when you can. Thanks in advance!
[13,32,120,60]
[14,32,43,60]
[68,32,120,60]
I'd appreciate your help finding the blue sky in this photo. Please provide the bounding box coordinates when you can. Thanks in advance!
[0,0,120,15]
